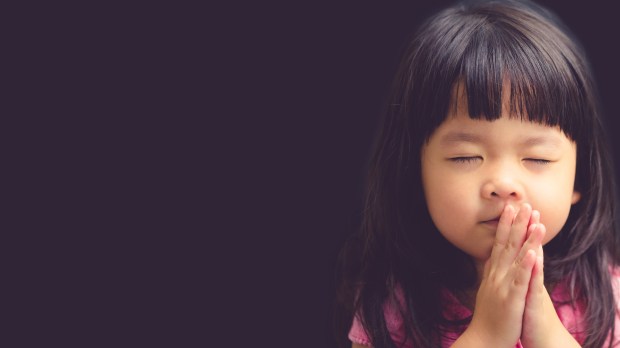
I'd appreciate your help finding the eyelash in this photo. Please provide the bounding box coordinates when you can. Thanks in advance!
[449,157,481,164]
[448,157,551,165]
[524,158,551,165]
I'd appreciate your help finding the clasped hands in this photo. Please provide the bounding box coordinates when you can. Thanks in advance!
[453,204,581,348]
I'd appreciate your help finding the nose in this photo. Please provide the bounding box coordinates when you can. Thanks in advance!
[481,176,523,201]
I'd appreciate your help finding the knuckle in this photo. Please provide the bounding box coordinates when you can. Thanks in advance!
[507,239,520,251]
[512,276,526,288]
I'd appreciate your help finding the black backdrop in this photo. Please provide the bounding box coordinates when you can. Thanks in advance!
[28,1,617,347]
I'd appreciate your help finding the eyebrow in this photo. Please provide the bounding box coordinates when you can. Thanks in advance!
[440,131,563,147]
[439,132,483,145]
[520,135,562,148]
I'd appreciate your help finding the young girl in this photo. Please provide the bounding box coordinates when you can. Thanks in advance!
[334,0,620,347]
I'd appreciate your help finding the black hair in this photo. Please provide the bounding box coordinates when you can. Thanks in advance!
[335,0,619,347]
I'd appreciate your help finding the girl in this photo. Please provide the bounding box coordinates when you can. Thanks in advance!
[334,0,620,347]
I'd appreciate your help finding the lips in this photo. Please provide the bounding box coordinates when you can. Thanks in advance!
[481,207,508,225]
[481,216,501,226]
[483,217,501,223]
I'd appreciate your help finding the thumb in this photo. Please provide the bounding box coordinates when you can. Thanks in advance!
[483,257,491,279]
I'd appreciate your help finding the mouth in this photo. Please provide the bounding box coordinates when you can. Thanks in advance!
[480,206,507,227]
[481,217,501,227]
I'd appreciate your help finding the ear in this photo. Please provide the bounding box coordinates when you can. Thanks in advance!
[571,190,581,204]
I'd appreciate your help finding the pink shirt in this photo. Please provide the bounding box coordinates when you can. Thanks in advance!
[349,269,620,347]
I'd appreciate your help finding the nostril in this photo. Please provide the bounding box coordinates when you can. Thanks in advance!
[490,191,518,198]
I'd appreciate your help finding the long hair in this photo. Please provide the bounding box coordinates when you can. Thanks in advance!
[334,0,619,347]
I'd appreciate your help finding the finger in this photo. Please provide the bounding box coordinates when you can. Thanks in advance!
[527,210,540,237]
[509,249,536,300]
[515,223,545,265]
[495,204,514,248]
[537,244,544,276]
[488,205,515,273]
[535,223,545,258]
[525,226,546,304]
[521,245,550,347]
[497,203,532,270]
[525,245,545,312]
[483,257,491,279]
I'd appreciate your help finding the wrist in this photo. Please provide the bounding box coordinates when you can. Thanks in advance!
[548,324,581,348]
[523,318,581,348]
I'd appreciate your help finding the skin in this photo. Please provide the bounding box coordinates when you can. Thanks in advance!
[351,84,583,347]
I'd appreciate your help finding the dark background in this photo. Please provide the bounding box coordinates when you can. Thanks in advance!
[22,1,618,347]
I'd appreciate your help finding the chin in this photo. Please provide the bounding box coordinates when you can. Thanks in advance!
[470,249,492,262]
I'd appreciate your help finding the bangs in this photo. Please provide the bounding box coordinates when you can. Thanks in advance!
[458,19,584,140]
[408,2,592,143]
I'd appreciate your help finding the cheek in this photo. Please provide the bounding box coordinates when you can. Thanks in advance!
[540,204,571,245]
[423,176,474,232]
[530,182,575,245]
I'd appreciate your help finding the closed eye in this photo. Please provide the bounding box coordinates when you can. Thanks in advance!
[449,156,482,164]
[524,158,551,165]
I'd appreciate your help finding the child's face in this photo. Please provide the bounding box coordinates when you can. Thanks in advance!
[420,89,580,264]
